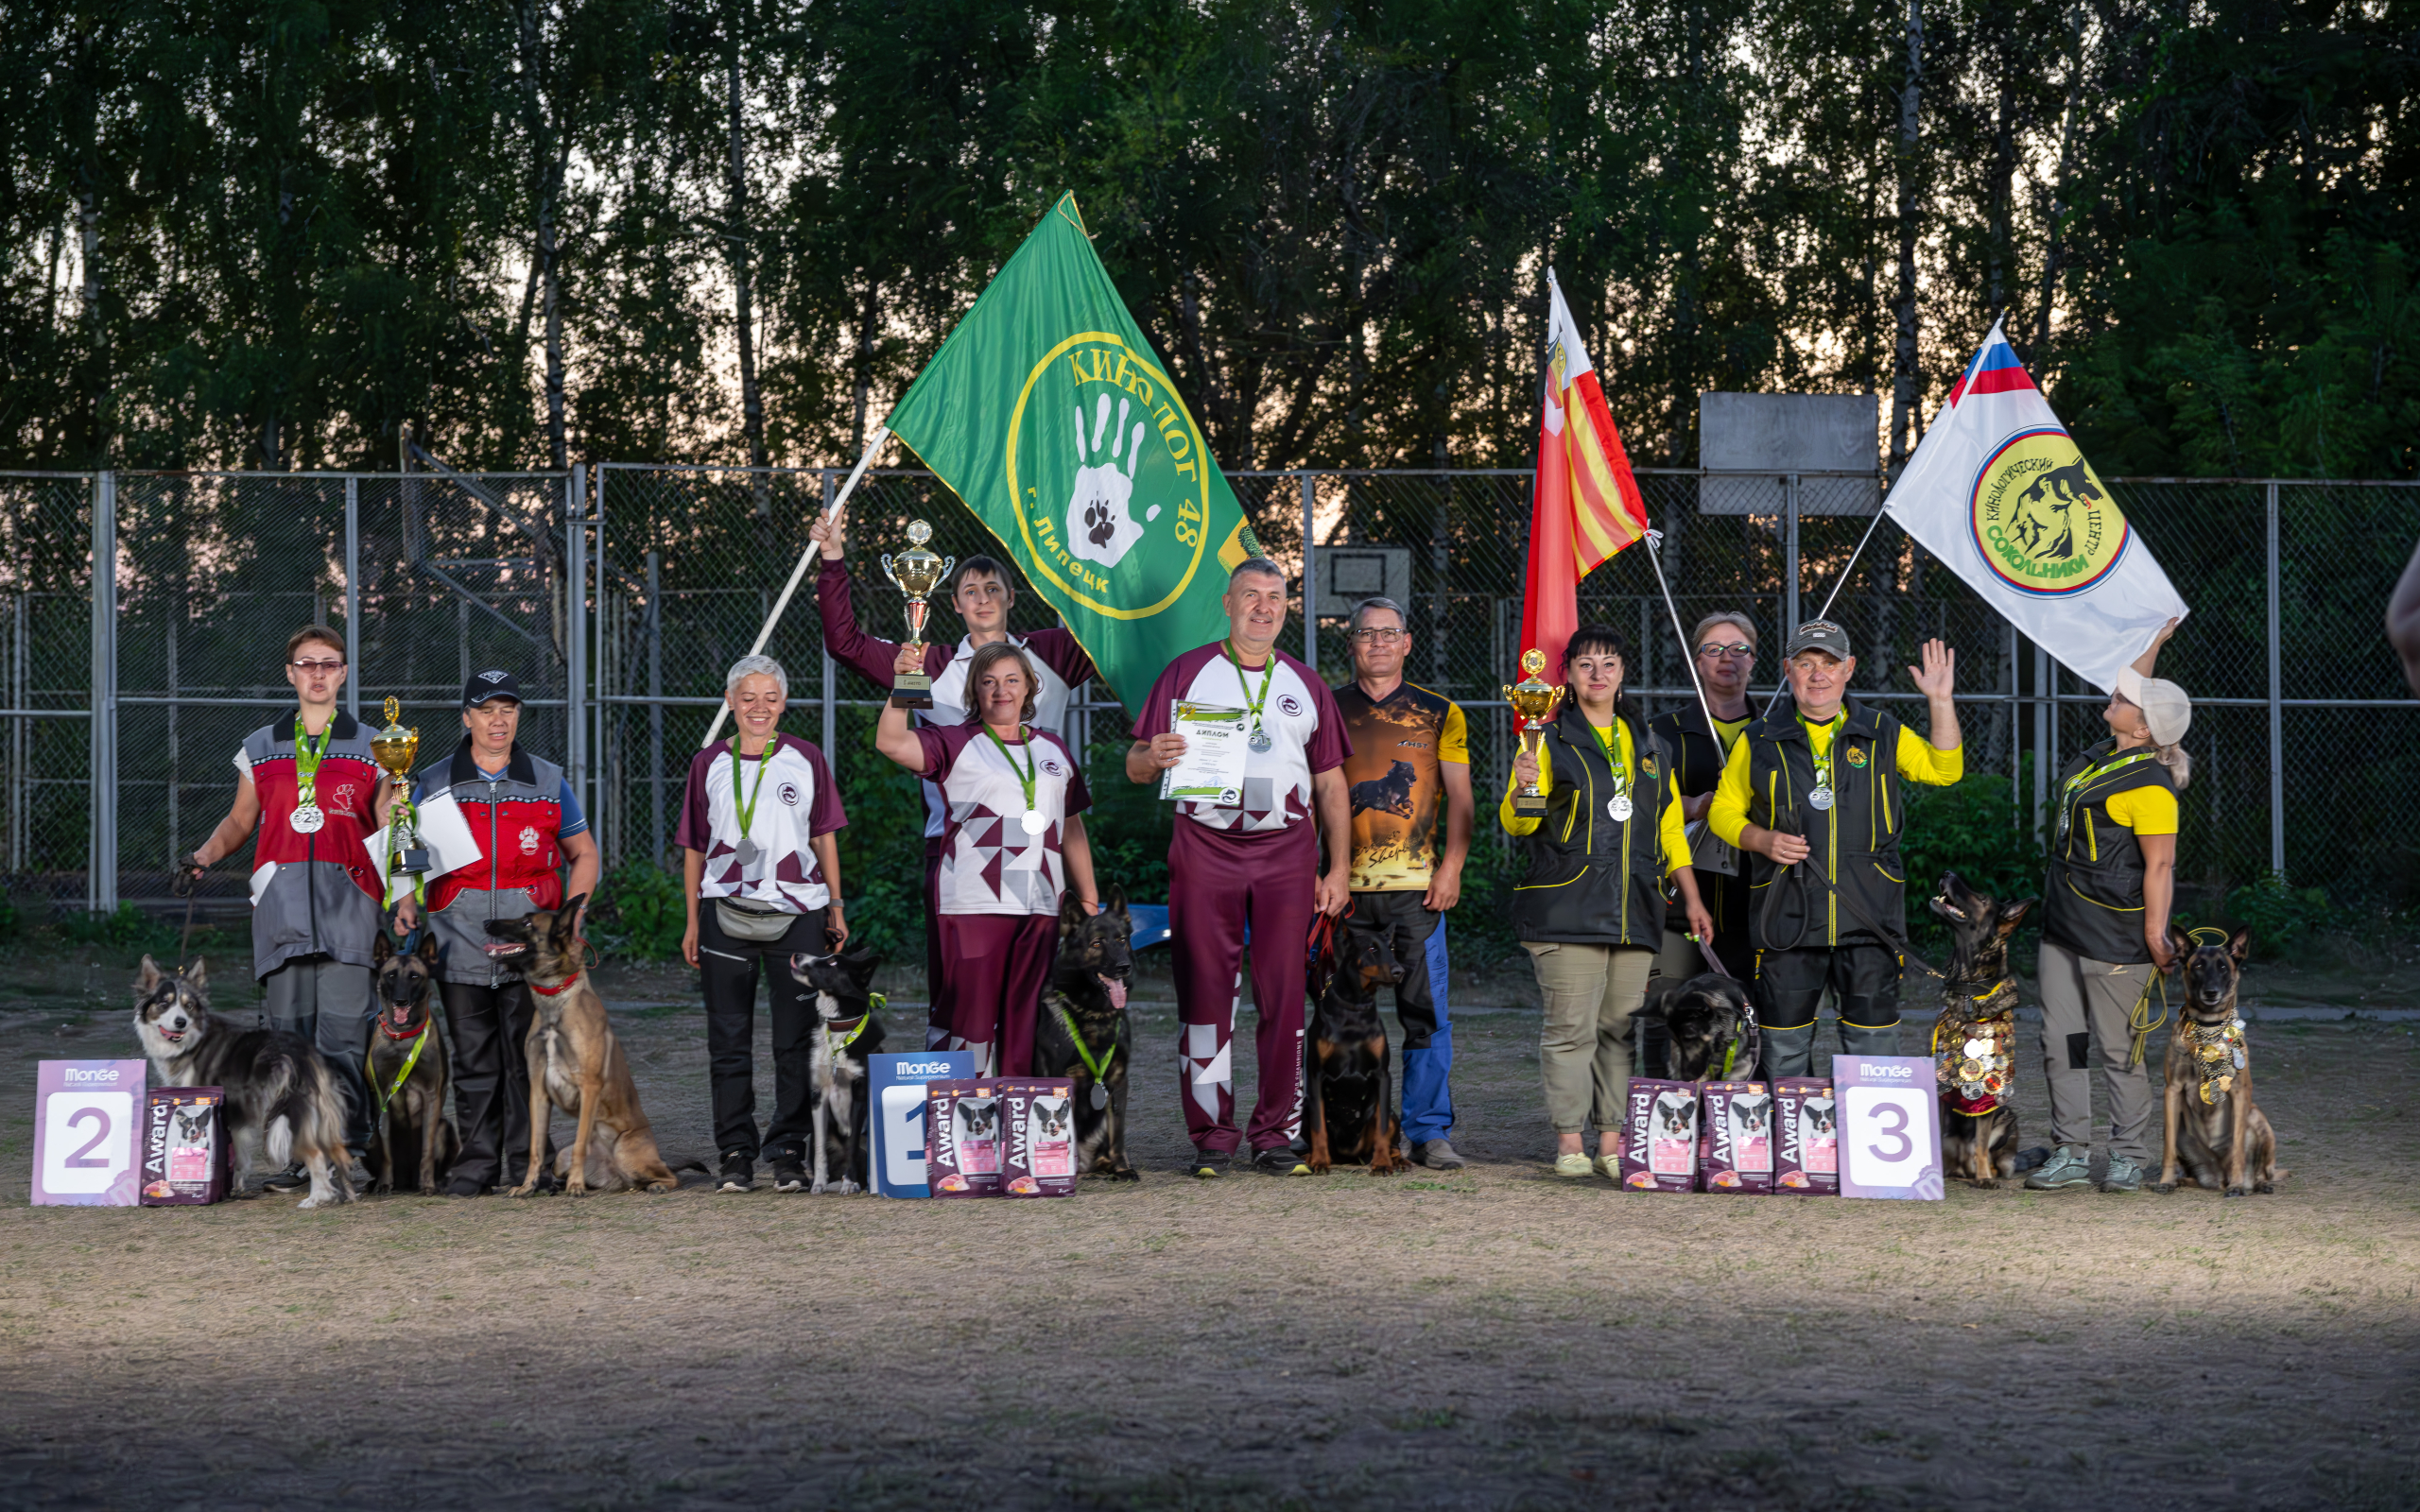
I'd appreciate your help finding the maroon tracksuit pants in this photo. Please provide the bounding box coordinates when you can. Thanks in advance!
[933,912,1056,1077]
[1169,818,1317,1155]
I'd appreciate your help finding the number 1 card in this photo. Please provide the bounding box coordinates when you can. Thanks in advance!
[33,1060,146,1207]
[1831,1056,1945,1201]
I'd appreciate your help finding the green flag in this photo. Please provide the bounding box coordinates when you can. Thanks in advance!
[884,193,1262,717]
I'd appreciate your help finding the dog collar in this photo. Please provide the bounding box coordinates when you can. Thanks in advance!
[527,974,580,996]
[379,1012,425,1040]
[822,1011,871,1053]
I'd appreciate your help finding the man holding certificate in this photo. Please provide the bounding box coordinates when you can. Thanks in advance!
[1129,559,1352,1177]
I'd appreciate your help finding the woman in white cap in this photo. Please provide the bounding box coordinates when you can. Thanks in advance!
[2029,619,2186,1195]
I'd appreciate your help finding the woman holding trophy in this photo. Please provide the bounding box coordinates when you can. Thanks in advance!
[1498,626,1713,1179]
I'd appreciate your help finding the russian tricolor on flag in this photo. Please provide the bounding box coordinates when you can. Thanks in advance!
[1947,332,2038,405]
[1521,269,1651,677]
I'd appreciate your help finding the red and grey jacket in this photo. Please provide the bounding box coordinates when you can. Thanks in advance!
[241,713,385,981]
[417,739,571,987]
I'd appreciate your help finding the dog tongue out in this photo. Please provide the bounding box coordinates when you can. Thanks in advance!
[1098,974,1128,1011]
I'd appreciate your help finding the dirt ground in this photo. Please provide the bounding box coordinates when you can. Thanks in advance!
[1,948,2415,1511]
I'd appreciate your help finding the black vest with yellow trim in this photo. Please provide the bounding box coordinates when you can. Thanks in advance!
[2042,737,2178,966]
[1510,701,1675,947]
[1646,706,1752,944]
[1737,696,1911,952]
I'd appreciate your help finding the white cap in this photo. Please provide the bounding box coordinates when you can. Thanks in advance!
[2114,667,2192,747]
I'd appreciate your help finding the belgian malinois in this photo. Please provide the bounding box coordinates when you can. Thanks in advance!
[1927,871,2034,1187]
[2155,926,2280,1197]
[368,930,458,1195]
[486,897,679,1196]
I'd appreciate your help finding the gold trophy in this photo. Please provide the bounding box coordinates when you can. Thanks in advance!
[879,520,955,711]
[370,696,428,878]
[1503,648,1563,817]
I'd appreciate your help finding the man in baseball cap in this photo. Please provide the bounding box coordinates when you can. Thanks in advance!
[463,667,524,707]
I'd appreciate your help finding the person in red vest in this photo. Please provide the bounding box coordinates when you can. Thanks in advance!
[397,670,599,1196]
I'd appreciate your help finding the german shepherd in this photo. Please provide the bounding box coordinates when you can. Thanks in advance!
[1305,920,1404,1175]
[368,931,458,1195]
[1031,888,1137,1179]
[130,956,357,1209]
[2155,927,2281,1196]
[787,944,886,1194]
[486,896,680,1196]
[1927,871,2033,1187]
[1630,972,1755,1081]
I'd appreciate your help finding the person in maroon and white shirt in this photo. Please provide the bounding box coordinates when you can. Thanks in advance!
[1128,559,1353,1177]
[675,655,848,1195]
[810,503,1097,1046]
[875,642,1099,1077]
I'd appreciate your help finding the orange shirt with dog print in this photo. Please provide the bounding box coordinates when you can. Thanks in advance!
[1333,680,1467,891]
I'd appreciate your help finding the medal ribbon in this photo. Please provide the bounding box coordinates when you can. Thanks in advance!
[727,743,773,846]
[1802,713,1844,795]
[293,728,328,806]
[981,722,1040,816]
[1223,641,1277,736]
[1052,1001,1116,1085]
[1590,724,1632,800]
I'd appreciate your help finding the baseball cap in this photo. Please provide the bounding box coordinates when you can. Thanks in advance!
[462,668,524,708]
[1783,620,1853,660]
[2113,668,2191,747]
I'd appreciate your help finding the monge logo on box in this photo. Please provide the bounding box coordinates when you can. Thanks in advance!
[895,1060,958,1078]
[1850,1062,1914,1081]
[64,1066,121,1083]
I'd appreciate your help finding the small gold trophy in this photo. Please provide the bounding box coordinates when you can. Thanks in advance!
[879,520,955,711]
[1503,648,1563,817]
[370,696,428,878]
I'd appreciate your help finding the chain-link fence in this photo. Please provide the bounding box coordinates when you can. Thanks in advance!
[0,464,2411,917]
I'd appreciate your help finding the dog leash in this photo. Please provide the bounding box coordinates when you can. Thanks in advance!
[821,992,883,1060]
[171,860,200,962]
[1757,839,1946,980]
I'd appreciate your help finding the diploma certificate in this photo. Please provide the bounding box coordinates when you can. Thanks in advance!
[1158,701,1252,807]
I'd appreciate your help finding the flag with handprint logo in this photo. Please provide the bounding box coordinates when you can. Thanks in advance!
[884,193,1264,716]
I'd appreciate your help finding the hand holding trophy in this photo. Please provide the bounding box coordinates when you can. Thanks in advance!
[1503,648,1562,818]
[371,697,427,891]
[879,520,955,711]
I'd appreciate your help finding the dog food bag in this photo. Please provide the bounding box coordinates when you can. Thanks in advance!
[1772,1077,1839,1195]
[1616,1078,1699,1193]
[140,1086,229,1206]
[924,1079,1005,1198]
[998,1078,1080,1198]
[1696,1081,1774,1194]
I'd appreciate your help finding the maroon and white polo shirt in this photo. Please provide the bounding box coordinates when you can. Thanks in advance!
[674,734,847,912]
[1132,643,1349,833]
[911,723,1092,916]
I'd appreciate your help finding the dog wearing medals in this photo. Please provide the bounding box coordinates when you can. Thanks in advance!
[1928,871,2033,1187]
[2155,926,2280,1196]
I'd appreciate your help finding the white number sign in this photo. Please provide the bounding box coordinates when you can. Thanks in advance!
[1833,1056,1945,1200]
[33,1060,146,1205]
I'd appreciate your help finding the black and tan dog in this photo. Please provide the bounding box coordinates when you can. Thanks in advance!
[368,931,458,1195]
[1348,760,1418,818]
[1927,871,2033,1188]
[2155,926,2280,1196]
[788,944,886,1194]
[486,896,680,1196]
[1629,971,1756,1081]
[1305,921,1405,1175]
[1031,888,1137,1180]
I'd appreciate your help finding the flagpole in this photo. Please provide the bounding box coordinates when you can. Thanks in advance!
[700,427,891,748]
[1759,481,1898,716]
[1643,530,1720,736]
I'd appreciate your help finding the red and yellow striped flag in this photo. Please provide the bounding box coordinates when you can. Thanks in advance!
[1521,268,1651,676]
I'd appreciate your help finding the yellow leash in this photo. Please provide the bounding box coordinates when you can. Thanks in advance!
[2127,926,2224,1068]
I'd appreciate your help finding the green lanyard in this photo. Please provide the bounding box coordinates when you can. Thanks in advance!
[982,722,1038,812]
[1802,713,1844,789]
[728,745,773,834]
[1590,724,1631,796]
[1223,640,1275,731]
[2060,747,2158,834]
[294,729,328,805]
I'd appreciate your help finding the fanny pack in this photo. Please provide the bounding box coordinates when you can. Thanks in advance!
[713,897,798,942]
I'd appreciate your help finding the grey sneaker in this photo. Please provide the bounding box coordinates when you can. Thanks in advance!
[1413,1139,1466,1172]
[2024,1145,2094,1191]
[2100,1154,2144,1193]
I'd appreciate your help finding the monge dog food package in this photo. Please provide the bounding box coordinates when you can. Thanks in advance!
[999,1078,1079,1198]
[924,1079,1004,1197]
[140,1086,228,1206]
[1696,1081,1774,1194]
[1772,1077,1840,1194]
[1617,1078,1700,1192]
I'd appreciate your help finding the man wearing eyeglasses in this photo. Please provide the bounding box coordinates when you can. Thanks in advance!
[187,626,400,1182]
[1647,614,1761,1001]
[1329,596,1473,1170]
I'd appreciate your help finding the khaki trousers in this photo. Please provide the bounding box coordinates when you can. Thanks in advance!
[1523,941,1653,1134]
[2036,939,2157,1162]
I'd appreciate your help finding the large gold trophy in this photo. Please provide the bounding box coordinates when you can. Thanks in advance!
[1503,648,1563,818]
[879,520,955,711]
[370,696,428,880]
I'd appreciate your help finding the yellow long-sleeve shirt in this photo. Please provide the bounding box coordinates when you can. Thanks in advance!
[1706,718,1963,847]
[1496,720,1693,874]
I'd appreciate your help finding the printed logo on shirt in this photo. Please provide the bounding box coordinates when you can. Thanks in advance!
[327,782,359,815]
[1640,754,1658,776]
[779,782,801,807]
[519,825,540,855]
[1277,693,1306,717]
[1041,757,1067,777]
[1846,747,1870,768]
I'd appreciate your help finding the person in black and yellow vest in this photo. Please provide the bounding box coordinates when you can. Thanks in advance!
[1706,621,1964,1078]
[1646,611,1759,977]
[2028,620,2187,1195]
[1501,625,1714,1179]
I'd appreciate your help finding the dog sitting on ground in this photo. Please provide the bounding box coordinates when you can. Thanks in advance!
[2155,927,2281,1197]
[130,956,356,1209]
[1348,761,1419,818]
[1031,887,1137,1180]
[1629,972,1755,1081]
[486,896,679,1197]
[1927,870,2033,1188]
[787,944,886,1194]
[1305,920,1405,1175]
[368,931,458,1196]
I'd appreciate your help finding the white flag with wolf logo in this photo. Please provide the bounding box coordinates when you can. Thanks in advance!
[1885,319,2187,691]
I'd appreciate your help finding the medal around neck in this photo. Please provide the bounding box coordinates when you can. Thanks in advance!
[370,697,428,874]
[1806,784,1835,811]
[1504,649,1562,818]
[1019,809,1048,837]
[1607,796,1634,821]
[1247,726,1273,753]
[289,804,325,833]
[879,520,955,712]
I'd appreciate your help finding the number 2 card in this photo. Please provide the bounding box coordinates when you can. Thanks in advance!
[33,1060,147,1207]
[1832,1056,1945,1201]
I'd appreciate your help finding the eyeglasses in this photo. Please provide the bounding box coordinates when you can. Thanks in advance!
[1696,643,1754,659]
[289,660,346,673]
[1350,627,1407,644]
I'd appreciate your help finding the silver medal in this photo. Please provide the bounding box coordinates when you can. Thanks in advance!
[734,837,760,866]
[289,804,325,834]
[1607,796,1634,822]
[1019,809,1048,837]
[1807,785,1835,811]
[1090,1083,1109,1110]
[1248,726,1273,753]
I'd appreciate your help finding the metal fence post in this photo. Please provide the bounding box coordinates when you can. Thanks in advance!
[647,549,665,864]
[1784,472,1800,636]
[821,470,838,761]
[90,471,117,913]
[2265,480,2284,878]
[343,477,360,721]
[566,465,588,822]
[1300,472,1317,662]
[2031,644,2050,844]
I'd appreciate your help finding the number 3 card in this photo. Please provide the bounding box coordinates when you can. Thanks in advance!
[1832,1056,1945,1201]
[33,1060,146,1206]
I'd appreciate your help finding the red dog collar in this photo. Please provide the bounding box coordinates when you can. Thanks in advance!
[527,974,580,996]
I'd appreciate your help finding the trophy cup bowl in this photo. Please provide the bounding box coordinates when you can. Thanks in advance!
[1502,648,1562,818]
[878,519,956,711]
[371,696,429,874]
